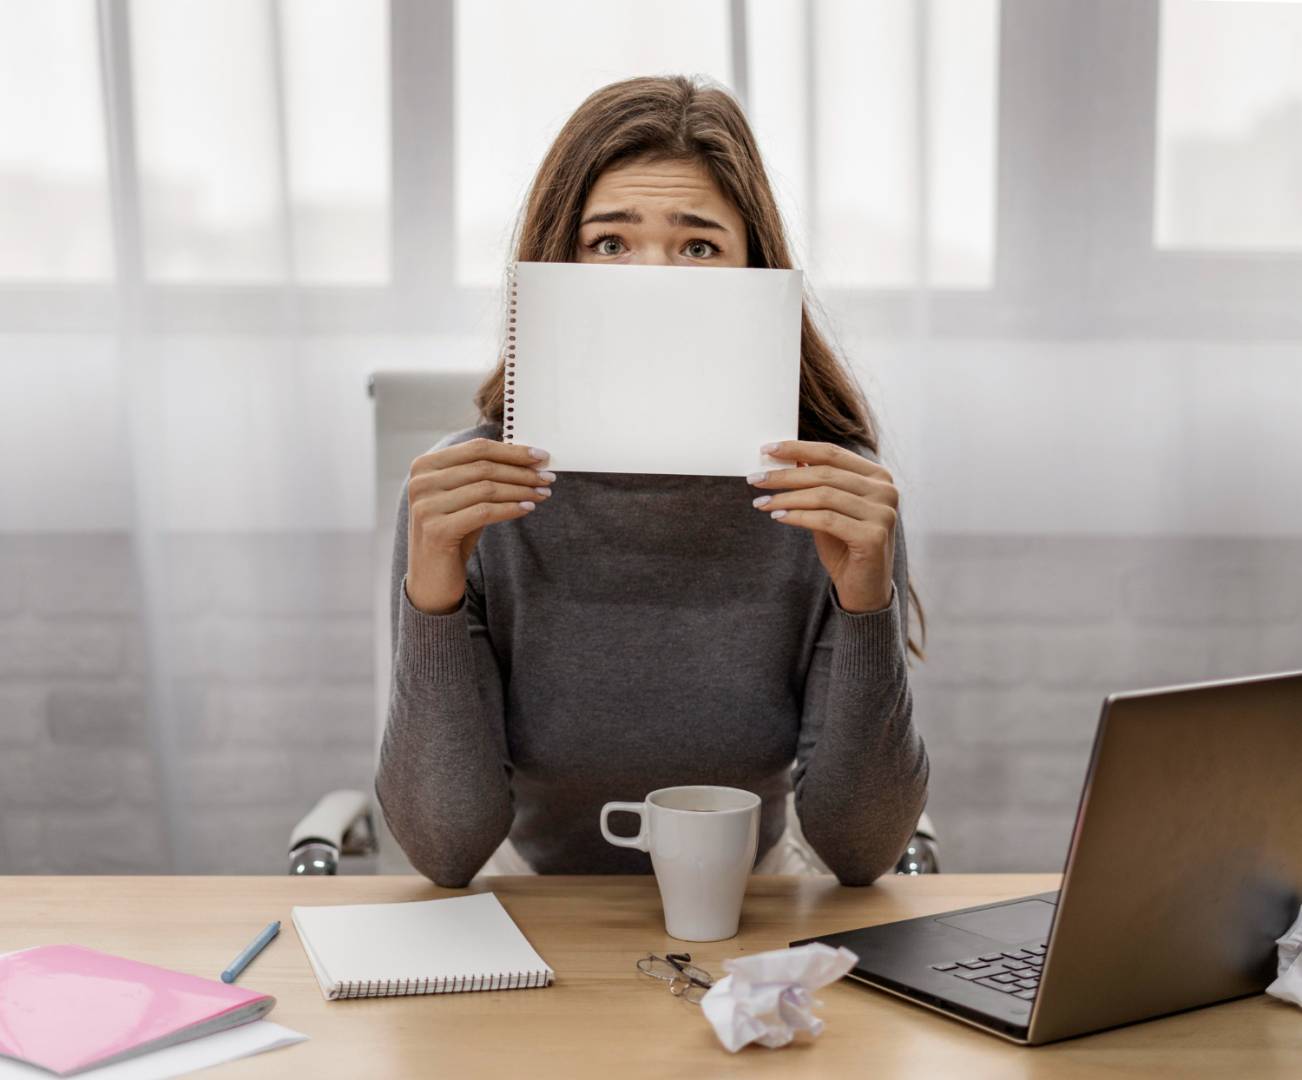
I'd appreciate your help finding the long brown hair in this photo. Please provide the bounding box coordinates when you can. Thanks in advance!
[472,74,927,663]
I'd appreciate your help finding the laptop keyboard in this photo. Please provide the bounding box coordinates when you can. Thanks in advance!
[930,942,1046,1000]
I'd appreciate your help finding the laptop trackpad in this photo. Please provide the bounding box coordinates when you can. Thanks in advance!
[935,899,1057,944]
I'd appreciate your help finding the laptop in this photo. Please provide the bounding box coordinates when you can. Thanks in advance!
[792,670,1302,1045]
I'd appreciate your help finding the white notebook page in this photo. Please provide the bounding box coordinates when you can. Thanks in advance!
[506,261,803,476]
[291,893,553,999]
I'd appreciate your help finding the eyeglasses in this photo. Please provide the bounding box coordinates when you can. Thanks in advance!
[636,952,716,1004]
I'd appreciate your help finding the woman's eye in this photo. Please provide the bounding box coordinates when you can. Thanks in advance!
[586,235,721,258]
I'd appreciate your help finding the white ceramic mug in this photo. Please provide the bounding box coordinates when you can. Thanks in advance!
[599,785,761,942]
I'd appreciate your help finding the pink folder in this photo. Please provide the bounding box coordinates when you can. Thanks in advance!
[0,944,275,1076]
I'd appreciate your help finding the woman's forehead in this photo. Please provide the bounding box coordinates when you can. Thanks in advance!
[583,158,735,213]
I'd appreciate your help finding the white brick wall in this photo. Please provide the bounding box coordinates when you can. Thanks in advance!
[0,532,375,874]
[910,533,1302,871]
[1,529,1297,874]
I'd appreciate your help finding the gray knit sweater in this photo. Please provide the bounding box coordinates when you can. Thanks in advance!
[375,419,929,887]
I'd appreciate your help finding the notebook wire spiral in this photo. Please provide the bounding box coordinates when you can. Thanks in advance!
[503,261,518,443]
[333,969,550,1000]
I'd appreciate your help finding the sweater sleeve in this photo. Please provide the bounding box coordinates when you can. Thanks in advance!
[373,472,514,887]
[791,478,930,886]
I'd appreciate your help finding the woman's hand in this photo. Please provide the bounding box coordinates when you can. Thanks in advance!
[406,438,555,615]
[748,440,898,614]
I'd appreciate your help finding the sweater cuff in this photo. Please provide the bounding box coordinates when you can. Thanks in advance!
[395,575,477,683]
[829,580,904,679]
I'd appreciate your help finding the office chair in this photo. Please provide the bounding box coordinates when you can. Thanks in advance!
[288,369,939,876]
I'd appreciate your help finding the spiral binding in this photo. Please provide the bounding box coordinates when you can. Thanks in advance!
[331,969,550,999]
[503,262,518,443]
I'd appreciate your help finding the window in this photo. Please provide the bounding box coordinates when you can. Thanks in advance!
[1156,0,1302,252]
[0,0,113,280]
[749,0,999,291]
[130,0,388,282]
[455,0,998,293]
[281,0,390,282]
[2,0,1297,336]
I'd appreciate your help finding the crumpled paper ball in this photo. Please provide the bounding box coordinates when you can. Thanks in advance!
[700,942,858,1052]
[1266,904,1302,1007]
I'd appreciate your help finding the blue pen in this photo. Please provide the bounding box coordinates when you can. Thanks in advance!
[221,920,281,983]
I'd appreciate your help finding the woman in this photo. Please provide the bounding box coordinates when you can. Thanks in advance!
[376,74,929,888]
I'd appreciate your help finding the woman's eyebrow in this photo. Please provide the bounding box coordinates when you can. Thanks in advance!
[667,210,726,231]
[579,208,728,231]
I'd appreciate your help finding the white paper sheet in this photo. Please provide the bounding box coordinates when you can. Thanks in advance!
[506,261,803,477]
[0,1021,306,1080]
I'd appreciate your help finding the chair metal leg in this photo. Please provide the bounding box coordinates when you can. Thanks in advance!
[894,810,940,874]
[290,840,341,876]
[288,790,374,875]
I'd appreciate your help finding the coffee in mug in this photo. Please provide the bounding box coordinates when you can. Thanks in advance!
[599,785,761,941]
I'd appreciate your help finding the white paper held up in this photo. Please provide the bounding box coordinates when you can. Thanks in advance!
[1266,904,1302,1008]
[506,261,803,477]
[699,942,858,1052]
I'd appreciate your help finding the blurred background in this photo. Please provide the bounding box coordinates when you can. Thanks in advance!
[1,0,1299,875]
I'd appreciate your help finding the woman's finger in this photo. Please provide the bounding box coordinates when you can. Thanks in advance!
[757,440,892,483]
[410,458,554,496]
[414,496,539,548]
[751,466,897,506]
[413,478,550,518]
[413,435,547,476]
[767,504,896,546]
[766,506,863,544]
[757,485,897,526]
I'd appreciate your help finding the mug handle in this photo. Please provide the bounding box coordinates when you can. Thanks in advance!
[600,801,648,851]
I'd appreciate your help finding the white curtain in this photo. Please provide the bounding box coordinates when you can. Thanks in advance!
[2,0,1299,874]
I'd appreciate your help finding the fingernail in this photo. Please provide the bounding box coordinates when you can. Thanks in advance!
[529,447,549,460]
[534,486,552,496]
[770,509,788,519]
[761,442,780,453]
[536,470,556,482]
[746,471,767,484]
[752,495,772,507]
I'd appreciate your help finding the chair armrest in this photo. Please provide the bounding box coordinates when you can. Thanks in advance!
[289,789,375,875]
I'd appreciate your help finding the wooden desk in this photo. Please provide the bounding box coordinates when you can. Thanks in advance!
[2,874,1297,1078]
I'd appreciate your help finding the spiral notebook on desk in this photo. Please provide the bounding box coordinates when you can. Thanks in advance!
[291,893,553,1001]
[502,260,803,477]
